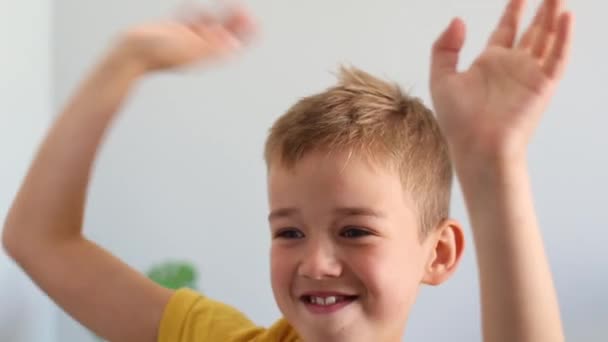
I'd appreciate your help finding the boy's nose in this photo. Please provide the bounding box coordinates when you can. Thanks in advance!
[297,241,342,280]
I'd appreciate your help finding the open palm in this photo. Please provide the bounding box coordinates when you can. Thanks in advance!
[430,0,573,160]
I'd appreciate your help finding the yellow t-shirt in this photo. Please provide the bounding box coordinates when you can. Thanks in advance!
[158,288,300,342]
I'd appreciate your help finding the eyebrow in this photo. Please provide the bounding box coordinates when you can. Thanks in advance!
[268,206,385,222]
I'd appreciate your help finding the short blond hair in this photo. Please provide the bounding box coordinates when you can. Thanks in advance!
[264,66,452,236]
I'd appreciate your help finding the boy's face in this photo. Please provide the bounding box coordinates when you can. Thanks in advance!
[267,150,438,342]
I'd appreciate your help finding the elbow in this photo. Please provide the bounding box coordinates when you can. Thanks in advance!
[2,212,29,262]
[3,215,82,262]
[2,221,19,260]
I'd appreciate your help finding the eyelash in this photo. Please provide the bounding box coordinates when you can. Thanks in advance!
[275,229,304,239]
[341,227,372,238]
[274,227,372,239]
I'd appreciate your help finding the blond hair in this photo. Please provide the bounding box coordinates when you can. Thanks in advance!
[264,66,452,236]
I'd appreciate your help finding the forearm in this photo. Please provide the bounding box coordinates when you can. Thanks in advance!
[455,157,563,342]
[2,47,143,252]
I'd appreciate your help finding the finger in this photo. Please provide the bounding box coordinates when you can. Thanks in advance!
[517,1,546,50]
[487,0,526,48]
[223,6,257,40]
[543,11,574,78]
[187,12,219,31]
[430,18,466,85]
[532,0,562,58]
[201,24,242,54]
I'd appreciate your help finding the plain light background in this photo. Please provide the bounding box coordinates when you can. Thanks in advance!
[0,0,55,341]
[2,0,607,341]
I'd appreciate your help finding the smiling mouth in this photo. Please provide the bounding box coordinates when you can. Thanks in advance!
[299,294,359,313]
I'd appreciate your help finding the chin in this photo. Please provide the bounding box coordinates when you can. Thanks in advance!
[287,301,370,342]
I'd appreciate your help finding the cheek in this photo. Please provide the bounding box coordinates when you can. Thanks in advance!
[270,245,293,297]
[349,243,424,315]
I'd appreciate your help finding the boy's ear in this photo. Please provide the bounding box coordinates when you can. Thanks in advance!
[421,219,465,286]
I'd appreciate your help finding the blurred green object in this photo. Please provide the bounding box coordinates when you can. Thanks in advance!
[146,261,198,290]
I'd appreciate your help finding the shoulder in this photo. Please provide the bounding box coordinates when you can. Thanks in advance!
[158,288,300,342]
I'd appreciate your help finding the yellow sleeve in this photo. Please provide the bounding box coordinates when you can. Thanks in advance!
[157,288,300,342]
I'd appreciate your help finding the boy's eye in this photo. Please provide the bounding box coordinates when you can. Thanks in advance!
[275,229,304,239]
[340,227,372,239]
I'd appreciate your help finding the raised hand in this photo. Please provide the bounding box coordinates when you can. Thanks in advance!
[1,6,257,342]
[117,6,256,72]
[430,0,574,162]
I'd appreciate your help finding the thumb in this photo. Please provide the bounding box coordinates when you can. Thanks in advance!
[430,18,466,85]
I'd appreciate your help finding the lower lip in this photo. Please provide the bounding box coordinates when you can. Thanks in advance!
[301,298,356,314]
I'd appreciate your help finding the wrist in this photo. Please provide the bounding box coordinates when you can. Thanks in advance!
[101,38,149,80]
[452,151,529,190]
[450,140,528,174]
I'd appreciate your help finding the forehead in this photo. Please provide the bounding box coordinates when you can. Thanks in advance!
[267,150,417,218]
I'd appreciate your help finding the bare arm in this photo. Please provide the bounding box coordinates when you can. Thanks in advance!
[429,0,573,340]
[2,8,255,342]
[2,45,170,342]
[456,157,563,342]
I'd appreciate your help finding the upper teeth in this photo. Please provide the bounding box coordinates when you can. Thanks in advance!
[310,296,337,305]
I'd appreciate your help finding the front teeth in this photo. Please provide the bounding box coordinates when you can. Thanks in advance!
[324,296,336,305]
[310,296,337,305]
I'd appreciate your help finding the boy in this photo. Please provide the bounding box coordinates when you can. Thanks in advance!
[2,0,573,341]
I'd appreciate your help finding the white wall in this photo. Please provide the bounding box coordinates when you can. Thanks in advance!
[0,0,55,341]
[49,0,608,341]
